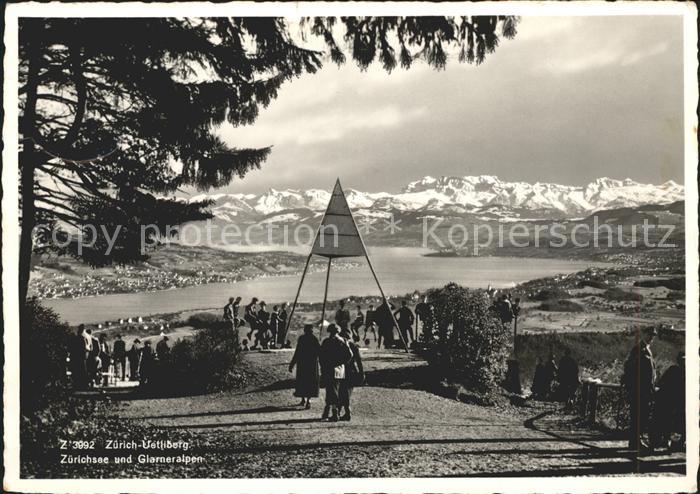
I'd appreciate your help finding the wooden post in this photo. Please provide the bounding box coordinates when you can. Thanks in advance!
[283,252,313,341]
[319,257,332,330]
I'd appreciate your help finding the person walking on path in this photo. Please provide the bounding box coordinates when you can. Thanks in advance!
[127,338,142,381]
[339,328,364,421]
[289,324,321,409]
[319,324,353,422]
[87,329,100,387]
[394,300,415,346]
[335,300,351,333]
[112,334,127,381]
[622,326,657,455]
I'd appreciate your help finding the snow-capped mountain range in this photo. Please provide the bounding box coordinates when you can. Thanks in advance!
[187,175,684,222]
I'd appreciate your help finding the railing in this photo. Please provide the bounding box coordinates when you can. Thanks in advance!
[578,378,627,429]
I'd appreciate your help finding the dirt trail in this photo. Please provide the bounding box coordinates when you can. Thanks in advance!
[113,349,685,477]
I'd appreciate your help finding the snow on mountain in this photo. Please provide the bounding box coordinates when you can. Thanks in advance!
[189,176,684,220]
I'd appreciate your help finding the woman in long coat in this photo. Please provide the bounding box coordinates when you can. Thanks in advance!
[339,328,364,421]
[289,324,321,408]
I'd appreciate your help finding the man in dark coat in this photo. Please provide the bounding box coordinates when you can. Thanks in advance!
[140,340,155,384]
[363,304,377,342]
[127,338,142,381]
[256,302,270,349]
[350,305,364,343]
[289,324,321,408]
[394,300,415,346]
[335,300,351,333]
[319,324,353,422]
[414,298,430,341]
[375,301,396,349]
[156,335,170,361]
[622,326,657,454]
[69,326,88,389]
[651,351,685,450]
[112,334,127,381]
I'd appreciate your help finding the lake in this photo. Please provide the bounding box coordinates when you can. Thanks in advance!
[43,247,609,324]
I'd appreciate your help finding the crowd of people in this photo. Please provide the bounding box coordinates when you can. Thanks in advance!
[68,324,171,389]
[224,296,291,350]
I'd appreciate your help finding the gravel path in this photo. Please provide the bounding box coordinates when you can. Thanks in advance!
[109,349,685,477]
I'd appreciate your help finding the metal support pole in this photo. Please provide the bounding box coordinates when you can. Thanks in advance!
[283,253,313,341]
[319,257,332,330]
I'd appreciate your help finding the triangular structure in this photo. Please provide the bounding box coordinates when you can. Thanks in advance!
[310,180,365,258]
[282,179,409,352]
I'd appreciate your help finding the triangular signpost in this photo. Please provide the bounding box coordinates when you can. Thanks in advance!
[283,179,409,352]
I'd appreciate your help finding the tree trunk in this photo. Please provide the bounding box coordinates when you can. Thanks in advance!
[19,143,37,313]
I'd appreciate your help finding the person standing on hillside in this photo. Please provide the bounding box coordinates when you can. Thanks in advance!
[394,300,415,346]
[375,301,396,349]
[256,301,270,349]
[128,338,142,381]
[542,353,558,400]
[140,340,155,385]
[244,297,260,341]
[363,304,377,343]
[277,302,289,346]
[112,334,127,381]
[651,351,685,451]
[86,329,100,387]
[622,326,657,455]
[269,305,280,348]
[350,305,364,343]
[495,295,514,329]
[289,324,321,409]
[319,324,353,422]
[224,297,236,328]
[414,297,430,342]
[335,300,351,333]
[156,335,170,361]
[69,326,88,389]
[98,334,111,386]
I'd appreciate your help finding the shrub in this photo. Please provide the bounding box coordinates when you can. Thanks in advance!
[666,290,685,300]
[538,299,584,312]
[578,280,607,289]
[147,327,243,395]
[633,277,685,291]
[602,288,643,302]
[531,287,571,301]
[187,311,229,330]
[20,298,73,412]
[422,283,510,394]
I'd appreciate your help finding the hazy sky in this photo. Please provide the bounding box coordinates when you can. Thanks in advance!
[203,16,684,195]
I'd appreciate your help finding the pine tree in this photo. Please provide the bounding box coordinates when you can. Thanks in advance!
[18,16,518,308]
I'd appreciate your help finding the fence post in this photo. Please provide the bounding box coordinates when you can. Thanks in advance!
[588,384,599,426]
